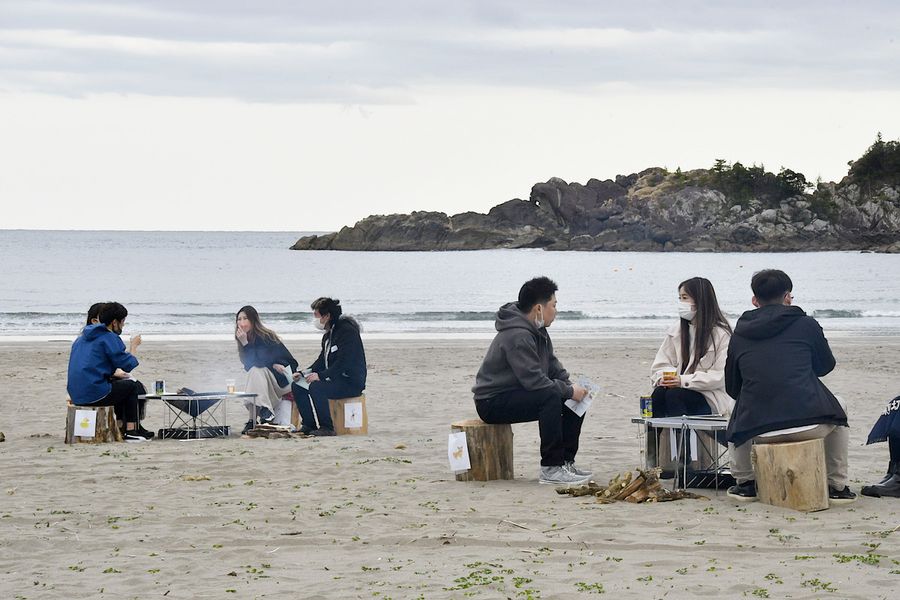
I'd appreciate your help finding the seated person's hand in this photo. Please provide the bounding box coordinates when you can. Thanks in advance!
[273,364,286,373]
[129,334,142,352]
[111,368,131,379]
[235,327,248,346]
[661,373,681,388]
[305,372,320,383]
[572,384,588,401]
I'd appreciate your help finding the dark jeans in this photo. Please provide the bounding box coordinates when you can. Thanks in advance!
[293,378,362,430]
[89,378,141,424]
[475,386,584,467]
[651,386,711,417]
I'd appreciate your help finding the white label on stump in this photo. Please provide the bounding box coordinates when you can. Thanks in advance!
[74,409,97,438]
[448,431,471,472]
[344,402,363,429]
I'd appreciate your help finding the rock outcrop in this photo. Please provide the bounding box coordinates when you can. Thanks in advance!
[292,167,900,253]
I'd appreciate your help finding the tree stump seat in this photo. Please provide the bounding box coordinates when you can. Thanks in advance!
[450,419,514,481]
[65,400,123,444]
[753,438,829,512]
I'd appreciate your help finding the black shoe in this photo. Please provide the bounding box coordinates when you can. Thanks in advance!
[309,427,336,437]
[298,424,314,435]
[124,431,150,443]
[828,485,857,504]
[860,474,900,498]
[135,426,155,440]
[241,419,256,435]
[257,406,276,424]
[727,480,758,502]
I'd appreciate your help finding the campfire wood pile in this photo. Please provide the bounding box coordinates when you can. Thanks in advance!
[244,424,296,439]
[556,468,709,503]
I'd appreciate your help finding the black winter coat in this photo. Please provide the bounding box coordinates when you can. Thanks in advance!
[725,304,847,446]
[309,316,367,390]
[239,336,298,388]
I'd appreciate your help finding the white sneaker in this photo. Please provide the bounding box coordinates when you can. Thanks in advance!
[124,432,149,443]
[539,465,590,485]
[564,461,593,477]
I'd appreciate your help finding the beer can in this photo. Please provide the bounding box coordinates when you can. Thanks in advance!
[155,380,166,395]
[640,395,653,418]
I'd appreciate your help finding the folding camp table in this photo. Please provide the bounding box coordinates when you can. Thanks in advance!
[632,415,732,491]
[142,392,258,439]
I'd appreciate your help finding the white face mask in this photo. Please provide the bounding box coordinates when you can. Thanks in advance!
[678,301,696,322]
[313,317,326,331]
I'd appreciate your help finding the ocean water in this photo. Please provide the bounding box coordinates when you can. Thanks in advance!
[1,230,899,340]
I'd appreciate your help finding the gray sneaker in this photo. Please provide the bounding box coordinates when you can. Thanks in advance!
[564,461,592,478]
[539,465,591,485]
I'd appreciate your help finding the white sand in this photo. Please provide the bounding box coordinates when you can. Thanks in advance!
[0,337,898,599]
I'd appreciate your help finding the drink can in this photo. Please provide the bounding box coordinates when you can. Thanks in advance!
[640,395,653,418]
[155,380,165,395]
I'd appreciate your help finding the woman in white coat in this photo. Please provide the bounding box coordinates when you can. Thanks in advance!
[650,277,734,417]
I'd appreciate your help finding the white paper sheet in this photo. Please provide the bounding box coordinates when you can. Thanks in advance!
[448,431,471,472]
[344,402,363,428]
[284,365,309,390]
[565,395,593,417]
[670,429,678,460]
[690,431,698,460]
[74,409,97,438]
[565,376,599,417]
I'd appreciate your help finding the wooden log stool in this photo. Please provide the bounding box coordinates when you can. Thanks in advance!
[291,394,368,435]
[65,401,123,444]
[753,438,828,512]
[450,419,514,481]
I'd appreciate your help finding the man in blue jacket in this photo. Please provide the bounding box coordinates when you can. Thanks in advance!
[725,270,854,503]
[292,297,367,437]
[67,302,153,442]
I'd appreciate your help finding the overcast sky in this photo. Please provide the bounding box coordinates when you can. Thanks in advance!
[1,1,899,231]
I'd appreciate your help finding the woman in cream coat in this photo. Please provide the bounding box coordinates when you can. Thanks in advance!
[650,277,734,417]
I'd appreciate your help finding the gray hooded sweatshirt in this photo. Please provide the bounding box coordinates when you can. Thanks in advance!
[472,302,574,400]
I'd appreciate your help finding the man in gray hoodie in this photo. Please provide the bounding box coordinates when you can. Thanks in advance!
[473,276,591,485]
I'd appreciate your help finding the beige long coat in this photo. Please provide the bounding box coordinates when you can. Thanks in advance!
[650,323,735,417]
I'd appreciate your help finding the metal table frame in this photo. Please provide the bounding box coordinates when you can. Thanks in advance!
[632,415,730,491]
[141,392,258,439]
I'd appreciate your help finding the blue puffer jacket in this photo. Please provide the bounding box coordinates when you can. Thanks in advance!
[67,324,139,404]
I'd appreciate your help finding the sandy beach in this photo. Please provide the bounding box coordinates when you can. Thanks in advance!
[1,336,898,599]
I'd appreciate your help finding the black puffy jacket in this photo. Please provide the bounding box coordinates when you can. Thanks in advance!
[725,304,847,446]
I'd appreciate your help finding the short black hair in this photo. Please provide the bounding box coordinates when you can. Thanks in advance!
[517,276,558,312]
[751,269,793,304]
[311,297,342,320]
[86,302,106,325]
[98,302,128,325]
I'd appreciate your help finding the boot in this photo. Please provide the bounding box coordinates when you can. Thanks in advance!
[875,460,897,485]
[861,474,900,498]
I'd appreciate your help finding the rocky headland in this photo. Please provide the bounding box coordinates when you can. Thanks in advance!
[292,137,900,252]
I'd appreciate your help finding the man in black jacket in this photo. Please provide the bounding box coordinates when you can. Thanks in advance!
[292,297,367,436]
[725,269,855,503]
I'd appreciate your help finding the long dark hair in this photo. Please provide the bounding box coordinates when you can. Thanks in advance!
[235,305,281,355]
[679,277,732,374]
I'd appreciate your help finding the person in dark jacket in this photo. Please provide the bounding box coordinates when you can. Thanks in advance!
[235,305,298,433]
[861,395,900,498]
[472,277,591,486]
[724,269,855,503]
[292,297,367,437]
[67,302,153,442]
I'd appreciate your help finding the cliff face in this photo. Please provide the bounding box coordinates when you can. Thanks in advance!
[291,167,900,252]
